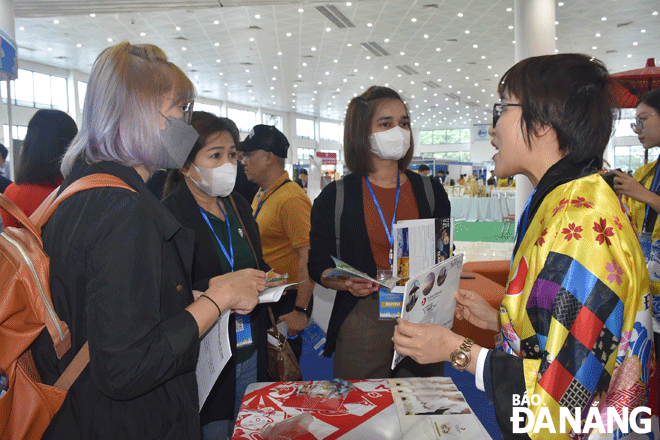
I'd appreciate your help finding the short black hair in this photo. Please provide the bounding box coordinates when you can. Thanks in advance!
[498,53,614,169]
[16,109,78,185]
[418,164,430,172]
[298,168,308,175]
[0,143,7,161]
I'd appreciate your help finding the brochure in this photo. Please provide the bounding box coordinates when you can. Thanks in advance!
[281,379,355,412]
[392,253,464,369]
[258,283,298,304]
[393,217,454,279]
[322,256,399,291]
[197,310,231,409]
[389,377,491,439]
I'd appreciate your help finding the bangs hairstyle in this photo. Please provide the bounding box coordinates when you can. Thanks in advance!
[162,111,240,198]
[61,42,195,176]
[16,109,77,186]
[344,86,414,176]
[498,53,615,169]
[638,87,660,113]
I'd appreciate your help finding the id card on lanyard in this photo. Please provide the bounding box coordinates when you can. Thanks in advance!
[199,202,253,347]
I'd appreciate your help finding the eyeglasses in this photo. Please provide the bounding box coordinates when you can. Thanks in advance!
[241,150,266,163]
[181,100,194,125]
[492,103,522,127]
[631,113,656,131]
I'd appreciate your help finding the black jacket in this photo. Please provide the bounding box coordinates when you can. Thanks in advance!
[308,170,451,356]
[34,160,201,439]
[161,181,271,424]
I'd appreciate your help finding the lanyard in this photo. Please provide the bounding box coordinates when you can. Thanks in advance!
[511,187,537,268]
[643,162,660,232]
[253,179,292,220]
[199,202,234,272]
[365,173,400,265]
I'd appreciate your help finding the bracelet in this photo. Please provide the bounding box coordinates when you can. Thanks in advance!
[200,294,221,316]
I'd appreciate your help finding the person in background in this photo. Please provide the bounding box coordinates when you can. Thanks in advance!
[295,168,308,189]
[239,125,314,361]
[611,87,660,407]
[0,110,77,228]
[0,143,12,193]
[435,170,445,184]
[417,164,430,176]
[457,174,466,185]
[162,112,277,440]
[308,86,450,380]
[321,171,332,188]
[33,42,260,439]
[486,170,496,187]
[393,53,655,438]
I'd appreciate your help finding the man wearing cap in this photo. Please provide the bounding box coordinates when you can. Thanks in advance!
[239,125,313,360]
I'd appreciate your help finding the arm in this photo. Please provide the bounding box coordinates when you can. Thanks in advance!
[612,169,660,213]
[277,245,315,336]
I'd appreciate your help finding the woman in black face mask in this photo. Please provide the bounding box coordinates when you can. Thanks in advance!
[34,42,260,440]
[307,86,451,380]
[162,111,281,440]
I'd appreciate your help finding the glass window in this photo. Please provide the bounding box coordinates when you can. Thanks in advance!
[297,147,315,161]
[614,118,636,137]
[195,102,222,116]
[14,69,34,106]
[459,129,471,143]
[419,130,434,145]
[77,81,87,111]
[263,113,283,131]
[50,76,68,111]
[320,121,341,141]
[33,72,52,109]
[296,118,314,139]
[227,108,256,132]
[614,145,646,172]
[3,125,28,141]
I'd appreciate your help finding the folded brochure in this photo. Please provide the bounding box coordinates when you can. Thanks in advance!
[322,256,400,291]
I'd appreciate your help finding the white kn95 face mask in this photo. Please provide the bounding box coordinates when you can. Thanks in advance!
[369,126,411,160]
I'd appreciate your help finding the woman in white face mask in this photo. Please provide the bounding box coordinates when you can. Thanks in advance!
[162,111,280,440]
[308,86,451,380]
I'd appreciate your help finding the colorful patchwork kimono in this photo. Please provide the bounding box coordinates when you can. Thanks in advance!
[484,158,656,439]
[624,159,660,332]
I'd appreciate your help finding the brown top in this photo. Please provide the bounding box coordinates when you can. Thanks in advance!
[362,175,419,271]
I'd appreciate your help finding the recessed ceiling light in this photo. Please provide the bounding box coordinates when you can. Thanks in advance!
[653,11,658,15]
[457,68,461,72]
[384,38,389,43]
[278,51,282,55]
[47,47,53,51]
[334,59,338,63]
[176,26,181,31]
[53,19,59,24]
[508,25,513,30]
[400,51,405,55]
[346,2,352,6]
[447,59,452,62]
[249,37,254,42]
[481,55,486,59]
[298,8,304,12]
[558,2,564,6]
[76,43,82,47]
[384,65,388,69]
[627,54,632,57]
[411,18,417,22]
[326,27,331,32]
[601,17,607,21]
[555,21,559,25]
[188,63,193,67]
[473,44,478,48]
[633,41,638,46]
[366,56,371,59]
[424,34,429,38]
[273,66,278,69]
[465,30,470,34]
[641,29,646,33]
[286,33,291,37]
[107,38,113,42]
[90,13,96,17]
[592,46,597,50]
[216,59,221,63]
[506,7,512,11]
[436,48,441,52]
[19,26,25,30]
[255,14,260,18]
[596,33,601,37]
[140,32,146,37]
[181,47,186,51]
[512,40,516,44]
[367,23,373,27]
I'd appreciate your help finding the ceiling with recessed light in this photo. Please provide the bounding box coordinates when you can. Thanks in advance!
[11,0,660,129]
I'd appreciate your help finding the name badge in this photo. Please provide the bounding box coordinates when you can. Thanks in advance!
[235,314,253,348]
[379,286,404,320]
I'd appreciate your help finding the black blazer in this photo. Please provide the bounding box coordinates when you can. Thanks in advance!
[308,170,451,356]
[162,181,271,424]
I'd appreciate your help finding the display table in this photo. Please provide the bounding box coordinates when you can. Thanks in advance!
[449,196,514,222]
[231,378,490,440]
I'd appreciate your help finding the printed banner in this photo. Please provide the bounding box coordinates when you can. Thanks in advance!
[0,26,17,81]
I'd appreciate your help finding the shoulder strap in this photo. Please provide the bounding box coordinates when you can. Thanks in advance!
[30,174,136,237]
[53,342,90,391]
[421,175,435,215]
[334,180,344,260]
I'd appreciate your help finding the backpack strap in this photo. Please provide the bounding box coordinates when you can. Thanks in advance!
[334,179,344,260]
[0,195,41,239]
[31,174,136,237]
[421,175,435,215]
[53,342,90,391]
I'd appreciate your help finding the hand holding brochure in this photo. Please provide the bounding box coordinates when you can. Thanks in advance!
[392,253,464,369]
[322,256,400,291]
[258,283,298,304]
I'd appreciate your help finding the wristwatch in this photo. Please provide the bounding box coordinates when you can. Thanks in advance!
[450,338,474,371]
[293,305,312,318]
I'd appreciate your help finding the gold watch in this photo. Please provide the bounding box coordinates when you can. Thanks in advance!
[450,338,474,371]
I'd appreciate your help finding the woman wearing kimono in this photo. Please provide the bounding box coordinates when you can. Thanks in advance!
[393,53,655,438]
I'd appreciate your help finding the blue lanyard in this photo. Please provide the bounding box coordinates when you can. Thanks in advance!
[199,202,234,272]
[643,161,660,231]
[365,173,400,265]
[253,189,266,220]
[511,187,537,268]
